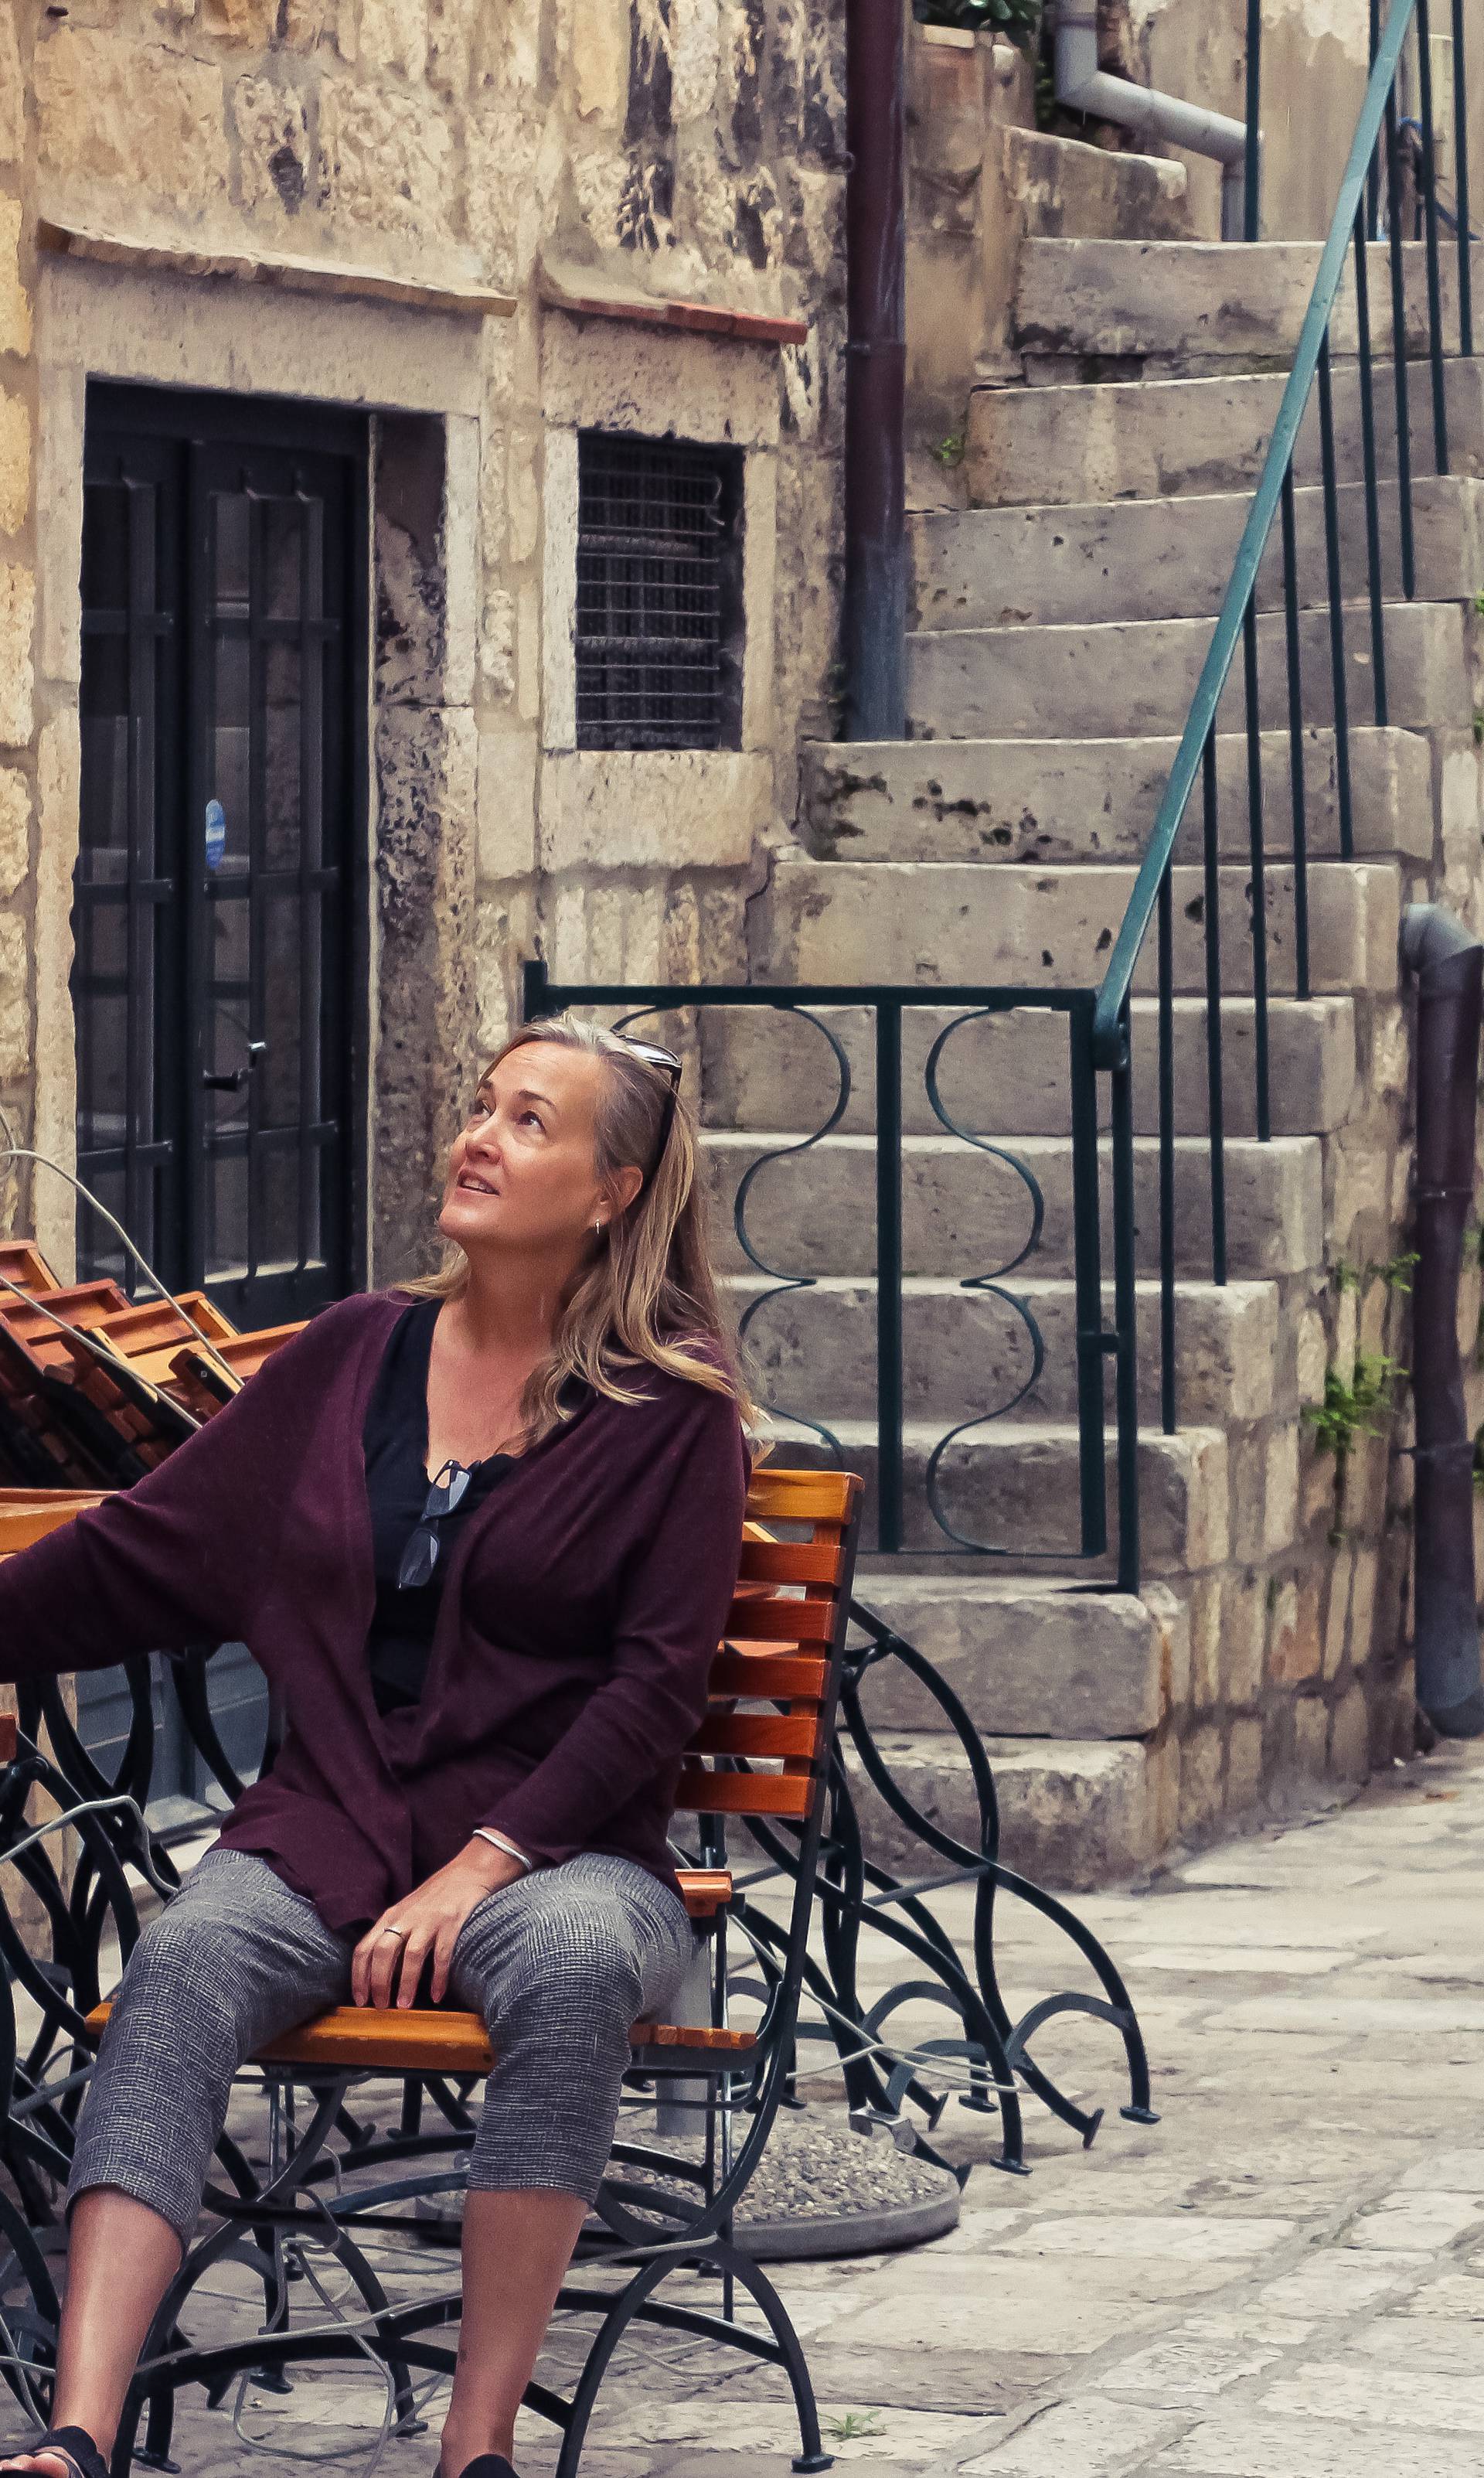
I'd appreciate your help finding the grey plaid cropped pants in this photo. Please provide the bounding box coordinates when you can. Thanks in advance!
[67,1844,697,2247]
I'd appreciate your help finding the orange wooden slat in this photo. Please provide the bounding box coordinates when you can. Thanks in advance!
[673,1767,814,1818]
[677,1866,733,1918]
[710,1649,828,1701]
[690,1711,819,1760]
[744,1469,859,1525]
[0,1243,61,1296]
[83,1999,755,2075]
[91,1294,237,1358]
[0,1497,102,1551]
[0,1714,15,1764]
[718,1596,833,1645]
[735,1539,844,1587]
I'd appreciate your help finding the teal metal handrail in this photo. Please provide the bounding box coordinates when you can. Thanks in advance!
[1090,0,1433,1074]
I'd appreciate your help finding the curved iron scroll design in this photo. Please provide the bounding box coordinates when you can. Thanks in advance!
[921,1008,1052,1554]
[614,1001,849,1467]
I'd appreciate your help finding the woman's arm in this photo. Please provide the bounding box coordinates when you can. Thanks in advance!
[475,1386,749,1870]
[0,1300,361,1683]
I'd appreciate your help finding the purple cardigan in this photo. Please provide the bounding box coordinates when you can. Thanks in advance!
[0,1293,750,1931]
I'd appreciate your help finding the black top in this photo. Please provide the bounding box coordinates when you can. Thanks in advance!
[362,1300,514,1714]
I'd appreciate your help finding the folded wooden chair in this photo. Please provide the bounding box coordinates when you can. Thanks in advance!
[52,1467,865,2478]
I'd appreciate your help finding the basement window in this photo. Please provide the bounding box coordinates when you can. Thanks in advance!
[575,430,744,751]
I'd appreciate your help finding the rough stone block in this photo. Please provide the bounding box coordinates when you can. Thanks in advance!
[36,30,224,211]
[1293,1695,1330,1773]
[1226,1715,1264,1811]
[202,0,280,38]
[1324,1549,1355,1680]
[0,391,30,539]
[537,315,781,448]
[231,75,311,216]
[1269,1576,1323,1686]
[318,77,452,240]
[0,563,33,749]
[0,769,27,898]
[0,9,19,163]
[538,750,771,871]
[850,1576,1173,1738]
[356,0,429,78]
[1330,1683,1370,1780]
[0,198,29,358]
[0,911,26,1077]
[1179,1721,1224,1839]
[847,1730,1159,1889]
[1220,1571,1266,1708]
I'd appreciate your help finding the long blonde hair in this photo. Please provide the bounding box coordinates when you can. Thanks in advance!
[411,1014,757,1445]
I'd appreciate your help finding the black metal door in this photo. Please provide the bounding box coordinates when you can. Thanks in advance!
[76,384,368,1328]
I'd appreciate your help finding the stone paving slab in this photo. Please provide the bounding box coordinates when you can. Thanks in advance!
[5,1745,1484,2478]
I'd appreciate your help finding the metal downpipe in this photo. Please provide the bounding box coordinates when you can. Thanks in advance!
[842,0,906,742]
[1052,5,1254,240]
[1401,902,1484,1737]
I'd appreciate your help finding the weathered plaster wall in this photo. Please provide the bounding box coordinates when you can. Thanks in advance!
[1126,0,1484,242]
[2,0,846,1282]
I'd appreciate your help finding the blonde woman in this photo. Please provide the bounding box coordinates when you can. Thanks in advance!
[0,1017,752,2478]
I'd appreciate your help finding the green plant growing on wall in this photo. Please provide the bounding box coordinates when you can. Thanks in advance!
[931,431,967,468]
[912,0,1042,45]
[1307,1353,1407,1543]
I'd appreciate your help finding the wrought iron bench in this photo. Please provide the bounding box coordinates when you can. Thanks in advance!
[0,1467,865,2478]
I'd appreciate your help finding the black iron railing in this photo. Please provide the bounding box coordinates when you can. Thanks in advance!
[1098,0,1473,1454]
[523,962,1142,1589]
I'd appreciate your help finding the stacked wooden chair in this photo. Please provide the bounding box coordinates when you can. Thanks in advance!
[0,1254,866,2478]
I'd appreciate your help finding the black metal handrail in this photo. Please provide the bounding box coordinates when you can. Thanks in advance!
[523,960,1143,1589]
[1091,0,1472,1447]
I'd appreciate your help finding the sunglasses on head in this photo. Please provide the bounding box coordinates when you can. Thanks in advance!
[611,1032,682,1182]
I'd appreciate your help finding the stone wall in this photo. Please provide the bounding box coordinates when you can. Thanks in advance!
[2,0,846,1281]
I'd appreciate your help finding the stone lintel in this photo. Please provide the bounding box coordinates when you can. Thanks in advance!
[37,217,516,322]
[538,257,807,349]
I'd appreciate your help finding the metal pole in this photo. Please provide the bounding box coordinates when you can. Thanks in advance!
[843,0,907,741]
[1243,0,1263,237]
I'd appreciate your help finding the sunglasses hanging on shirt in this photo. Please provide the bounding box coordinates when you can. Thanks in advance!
[398,1457,475,1590]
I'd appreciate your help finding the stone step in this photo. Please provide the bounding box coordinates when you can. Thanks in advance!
[1013,237,1478,369]
[846,1572,1183,1738]
[906,599,1467,741]
[966,360,1484,509]
[844,1727,1169,1889]
[724,1270,1281,1424]
[999,123,1192,244]
[910,476,1484,632]
[754,856,1401,997]
[702,1129,1322,1279]
[765,1417,1230,1577]
[699,994,1357,1140]
[798,725,1438,867]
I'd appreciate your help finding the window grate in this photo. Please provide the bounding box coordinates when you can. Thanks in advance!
[576,431,738,751]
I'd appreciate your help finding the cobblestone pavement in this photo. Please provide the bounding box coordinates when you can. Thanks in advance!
[4,1740,1484,2478]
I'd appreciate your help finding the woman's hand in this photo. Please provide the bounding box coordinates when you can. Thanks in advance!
[352,1839,526,2010]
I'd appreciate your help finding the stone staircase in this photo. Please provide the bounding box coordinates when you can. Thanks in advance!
[709,213,1481,1889]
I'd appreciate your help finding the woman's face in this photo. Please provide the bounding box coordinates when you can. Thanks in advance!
[438,1042,633,1262]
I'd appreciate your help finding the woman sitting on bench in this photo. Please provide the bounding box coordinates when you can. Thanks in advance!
[0,1014,753,2478]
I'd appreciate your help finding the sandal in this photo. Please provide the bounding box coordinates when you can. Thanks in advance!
[0,2431,110,2478]
[452,2458,519,2478]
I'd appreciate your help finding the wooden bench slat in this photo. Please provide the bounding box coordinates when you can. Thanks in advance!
[82,1999,755,2077]
[744,1470,856,1525]
[0,1243,61,1296]
[673,1767,815,1818]
[676,1866,732,1918]
[690,1711,819,1760]
[718,1597,833,1645]
[711,1649,828,1699]
[735,1539,844,1587]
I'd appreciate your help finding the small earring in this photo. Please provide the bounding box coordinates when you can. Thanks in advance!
[594,1218,605,1235]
